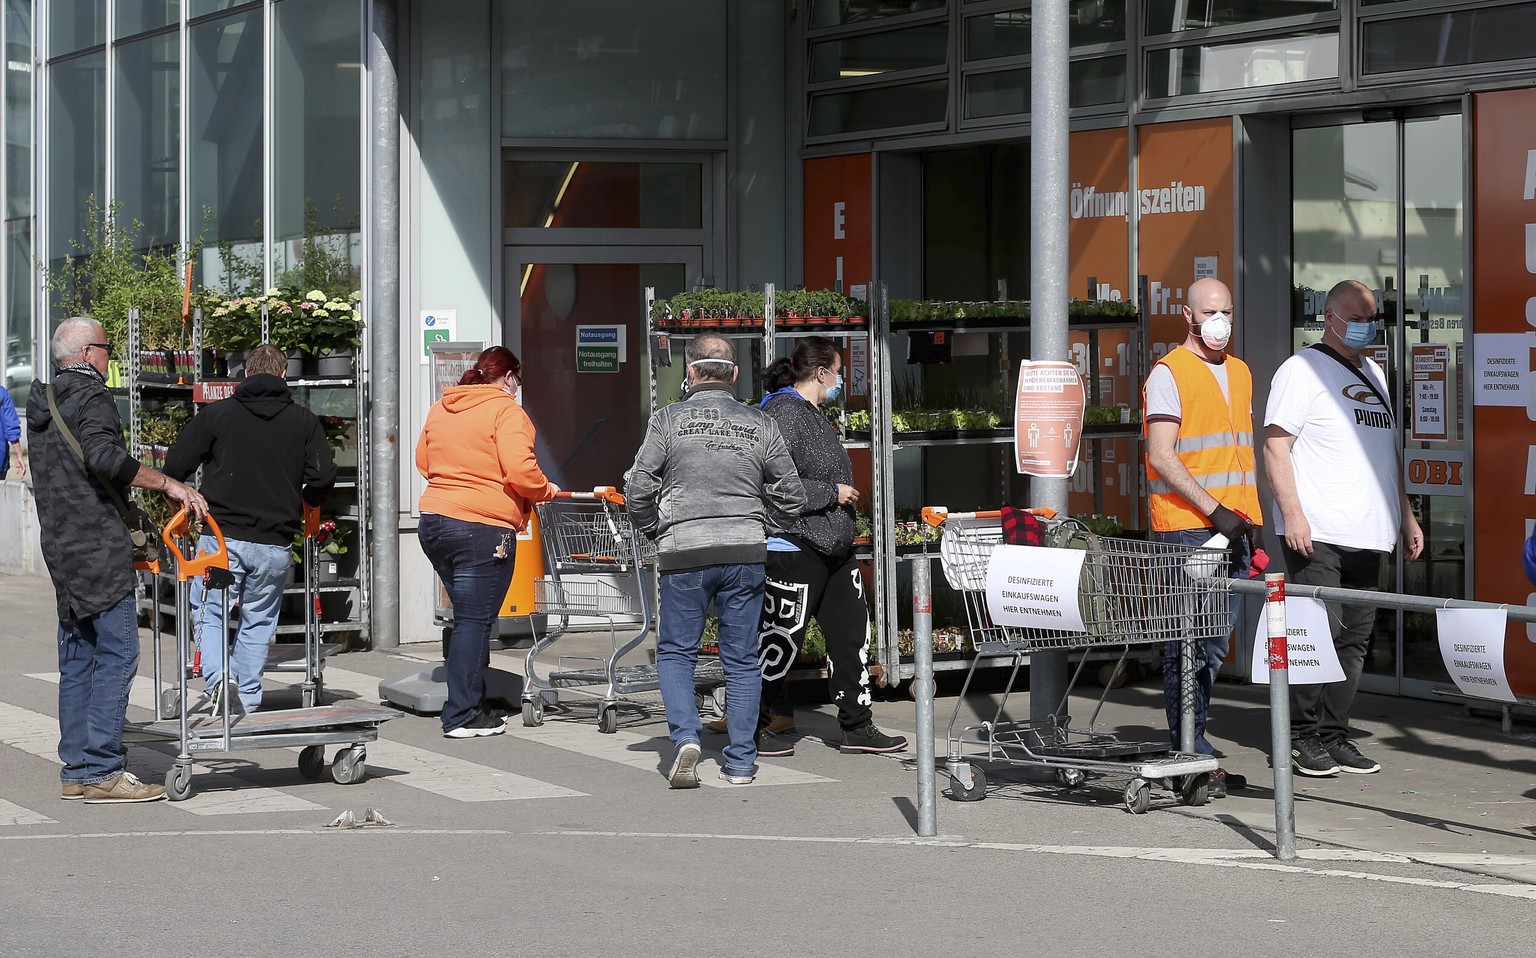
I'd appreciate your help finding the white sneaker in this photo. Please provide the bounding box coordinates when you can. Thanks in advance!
[667,742,702,789]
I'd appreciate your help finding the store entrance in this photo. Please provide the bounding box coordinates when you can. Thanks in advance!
[504,248,700,493]
[1289,110,1466,698]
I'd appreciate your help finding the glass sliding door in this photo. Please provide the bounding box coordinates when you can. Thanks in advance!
[1290,112,1466,696]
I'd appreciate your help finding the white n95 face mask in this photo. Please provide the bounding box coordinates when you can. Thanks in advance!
[1198,312,1232,350]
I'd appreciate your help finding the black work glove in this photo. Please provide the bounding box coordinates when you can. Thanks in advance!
[1207,504,1253,541]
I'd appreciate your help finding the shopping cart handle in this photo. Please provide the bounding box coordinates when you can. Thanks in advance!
[921,505,1057,527]
[555,485,626,506]
[921,507,949,527]
[303,502,321,539]
[161,508,230,582]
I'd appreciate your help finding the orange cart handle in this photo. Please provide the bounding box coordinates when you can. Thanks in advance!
[555,485,626,506]
[161,508,230,582]
[921,505,1057,527]
[304,502,321,538]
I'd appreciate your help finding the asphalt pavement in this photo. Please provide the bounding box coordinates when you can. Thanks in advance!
[2,571,1534,957]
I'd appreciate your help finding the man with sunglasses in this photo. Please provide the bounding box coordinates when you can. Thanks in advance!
[27,317,206,803]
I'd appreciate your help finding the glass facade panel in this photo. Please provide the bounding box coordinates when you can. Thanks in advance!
[1363,6,1536,74]
[5,0,29,220]
[501,1,726,140]
[964,57,1125,119]
[189,10,263,289]
[5,220,30,390]
[1144,0,1338,34]
[965,2,1126,60]
[273,0,361,287]
[809,0,944,29]
[49,0,103,56]
[1145,31,1337,96]
[808,78,946,136]
[113,31,178,251]
[188,0,246,17]
[503,161,702,230]
[46,50,104,262]
[810,22,946,81]
[115,0,176,39]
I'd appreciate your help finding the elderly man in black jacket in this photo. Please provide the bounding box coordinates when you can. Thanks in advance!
[165,344,336,715]
[27,317,205,804]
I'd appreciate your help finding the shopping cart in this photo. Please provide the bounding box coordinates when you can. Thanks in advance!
[520,487,724,733]
[922,506,1221,814]
[127,508,400,800]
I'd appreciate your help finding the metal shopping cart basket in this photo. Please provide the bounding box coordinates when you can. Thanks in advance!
[520,487,723,733]
[922,505,1221,814]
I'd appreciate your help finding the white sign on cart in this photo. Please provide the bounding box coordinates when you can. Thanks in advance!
[983,544,1088,633]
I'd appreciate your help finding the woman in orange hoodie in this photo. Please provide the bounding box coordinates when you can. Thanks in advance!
[417,346,558,738]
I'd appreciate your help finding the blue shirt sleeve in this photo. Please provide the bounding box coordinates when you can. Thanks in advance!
[0,387,19,443]
[1524,529,1536,589]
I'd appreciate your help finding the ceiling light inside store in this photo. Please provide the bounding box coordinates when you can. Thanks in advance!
[839,68,886,78]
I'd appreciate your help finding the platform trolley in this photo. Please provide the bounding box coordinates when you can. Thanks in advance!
[521,487,724,734]
[127,509,401,801]
[921,506,1221,814]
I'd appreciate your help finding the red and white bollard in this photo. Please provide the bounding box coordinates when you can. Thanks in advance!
[1267,572,1296,861]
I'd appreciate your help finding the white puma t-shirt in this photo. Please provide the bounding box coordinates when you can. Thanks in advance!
[1264,348,1401,552]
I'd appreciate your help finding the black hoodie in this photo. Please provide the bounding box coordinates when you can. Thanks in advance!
[165,374,337,546]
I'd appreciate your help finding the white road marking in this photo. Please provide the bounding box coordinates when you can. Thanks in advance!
[0,798,56,827]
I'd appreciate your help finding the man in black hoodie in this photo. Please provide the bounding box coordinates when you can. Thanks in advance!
[165,344,336,714]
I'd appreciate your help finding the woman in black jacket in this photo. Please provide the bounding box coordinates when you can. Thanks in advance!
[752,337,906,756]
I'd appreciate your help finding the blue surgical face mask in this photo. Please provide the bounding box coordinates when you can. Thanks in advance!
[824,372,844,403]
[1332,311,1379,350]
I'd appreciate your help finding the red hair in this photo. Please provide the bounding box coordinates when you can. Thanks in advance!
[458,345,521,386]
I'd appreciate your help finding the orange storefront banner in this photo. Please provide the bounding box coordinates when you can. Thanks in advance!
[1134,117,1236,362]
[803,154,873,293]
[1471,88,1536,693]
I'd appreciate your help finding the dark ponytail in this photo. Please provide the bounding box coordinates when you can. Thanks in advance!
[765,336,839,391]
[459,345,521,386]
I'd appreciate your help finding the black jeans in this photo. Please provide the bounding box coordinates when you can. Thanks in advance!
[418,513,518,733]
[1283,539,1384,748]
[757,548,873,732]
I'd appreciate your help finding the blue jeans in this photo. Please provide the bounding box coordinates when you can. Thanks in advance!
[57,591,139,786]
[1158,528,1252,755]
[191,536,291,713]
[658,563,765,777]
[418,513,518,733]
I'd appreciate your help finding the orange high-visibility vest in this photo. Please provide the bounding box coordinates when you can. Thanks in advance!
[1143,346,1263,532]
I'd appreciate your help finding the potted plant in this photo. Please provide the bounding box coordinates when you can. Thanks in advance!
[268,289,363,378]
[293,518,351,584]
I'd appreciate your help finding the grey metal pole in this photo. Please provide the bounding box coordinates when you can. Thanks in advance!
[367,0,401,649]
[1265,572,1297,861]
[1180,632,1196,752]
[1029,0,1071,739]
[912,555,937,837]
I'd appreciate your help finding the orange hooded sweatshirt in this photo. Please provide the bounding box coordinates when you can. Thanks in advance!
[416,385,556,530]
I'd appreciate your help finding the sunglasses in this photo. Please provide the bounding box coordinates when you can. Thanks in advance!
[86,342,114,357]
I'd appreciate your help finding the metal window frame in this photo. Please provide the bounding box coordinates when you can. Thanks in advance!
[804,2,949,41]
[807,16,950,85]
[1139,27,1344,107]
[1354,0,1536,86]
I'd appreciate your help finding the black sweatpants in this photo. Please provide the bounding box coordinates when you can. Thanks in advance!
[757,548,873,732]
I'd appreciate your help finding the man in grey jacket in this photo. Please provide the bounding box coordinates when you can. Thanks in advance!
[627,335,807,789]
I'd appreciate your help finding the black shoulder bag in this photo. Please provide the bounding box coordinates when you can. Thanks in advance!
[46,384,161,566]
[1309,343,1395,426]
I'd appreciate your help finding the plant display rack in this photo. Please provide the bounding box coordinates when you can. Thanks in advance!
[121,307,371,647]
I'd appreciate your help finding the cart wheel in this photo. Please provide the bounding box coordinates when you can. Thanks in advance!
[159,688,181,720]
[522,697,545,727]
[1096,661,1128,689]
[948,765,987,802]
[1055,767,1086,789]
[297,746,325,780]
[597,705,619,734]
[165,764,193,802]
[1124,778,1151,815]
[1179,771,1211,807]
[711,686,728,718]
[331,747,366,785]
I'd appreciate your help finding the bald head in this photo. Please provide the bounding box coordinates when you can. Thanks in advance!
[1187,278,1232,314]
[1324,279,1375,317]
[685,335,737,384]
[1181,278,1234,354]
[52,317,104,364]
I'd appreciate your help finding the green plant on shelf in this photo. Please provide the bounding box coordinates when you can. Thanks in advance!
[319,416,351,451]
[1072,514,1125,537]
[887,297,1138,325]
[291,518,350,564]
[138,406,191,448]
[1084,405,1139,426]
[700,615,827,660]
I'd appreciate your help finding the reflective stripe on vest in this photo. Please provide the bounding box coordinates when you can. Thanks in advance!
[1143,347,1264,532]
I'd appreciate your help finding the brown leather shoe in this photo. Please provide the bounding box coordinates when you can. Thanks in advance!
[83,772,167,804]
[705,712,796,735]
[61,783,85,801]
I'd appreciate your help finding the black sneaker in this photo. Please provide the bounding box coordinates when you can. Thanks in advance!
[1328,739,1381,774]
[840,722,908,753]
[444,711,508,739]
[756,730,795,758]
[1291,736,1340,776]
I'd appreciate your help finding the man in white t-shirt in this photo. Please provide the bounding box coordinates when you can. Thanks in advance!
[1143,277,1262,799]
[1263,279,1423,777]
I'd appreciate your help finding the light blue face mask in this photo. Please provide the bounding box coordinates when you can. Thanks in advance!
[1333,311,1379,350]
[824,371,844,403]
